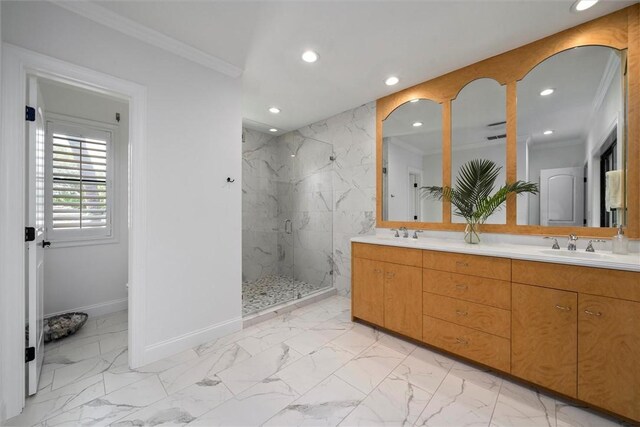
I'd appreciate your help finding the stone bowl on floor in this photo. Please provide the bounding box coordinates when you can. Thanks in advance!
[44,312,88,342]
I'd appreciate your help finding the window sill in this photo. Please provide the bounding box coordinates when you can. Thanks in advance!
[48,237,120,249]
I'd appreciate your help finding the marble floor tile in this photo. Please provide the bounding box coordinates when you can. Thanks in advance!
[4,374,105,426]
[51,347,128,390]
[10,297,629,427]
[334,342,406,394]
[415,363,502,427]
[112,378,233,426]
[217,343,302,395]
[264,375,365,426]
[273,342,355,395]
[341,374,432,426]
[391,346,454,394]
[330,323,380,355]
[159,343,251,395]
[188,378,299,426]
[490,381,556,427]
[43,375,167,427]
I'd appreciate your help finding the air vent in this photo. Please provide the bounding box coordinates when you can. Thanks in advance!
[487,134,507,141]
[487,121,506,127]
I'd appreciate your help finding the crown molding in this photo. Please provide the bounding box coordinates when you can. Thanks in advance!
[51,1,243,78]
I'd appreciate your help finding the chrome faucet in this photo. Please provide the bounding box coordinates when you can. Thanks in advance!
[399,227,409,238]
[390,228,400,238]
[568,234,578,251]
[586,239,607,253]
[412,230,423,239]
[543,236,560,250]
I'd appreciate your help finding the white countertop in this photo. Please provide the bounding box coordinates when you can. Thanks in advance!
[351,235,640,272]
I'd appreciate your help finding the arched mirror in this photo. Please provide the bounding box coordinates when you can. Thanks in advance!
[451,78,507,224]
[382,99,443,222]
[516,46,627,228]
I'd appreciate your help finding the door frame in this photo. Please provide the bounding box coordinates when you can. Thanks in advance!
[0,43,148,420]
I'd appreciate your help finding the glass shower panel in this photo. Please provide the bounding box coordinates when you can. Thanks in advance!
[290,136,334,299]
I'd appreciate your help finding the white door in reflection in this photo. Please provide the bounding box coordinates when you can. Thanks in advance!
[540,167,584,226]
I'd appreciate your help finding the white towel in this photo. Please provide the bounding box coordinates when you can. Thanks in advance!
[605,170,625,211]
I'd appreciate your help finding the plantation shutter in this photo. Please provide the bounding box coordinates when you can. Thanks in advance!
[47,119,113,240]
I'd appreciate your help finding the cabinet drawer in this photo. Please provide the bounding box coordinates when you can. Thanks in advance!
[423,293,510,338]
[353,243,422,267]
[423,269,511,309]
[512,260,640,302]
[423,251,511,281]
[423,316,510,372]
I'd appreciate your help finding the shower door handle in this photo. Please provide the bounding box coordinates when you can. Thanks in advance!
[284,219,292,234]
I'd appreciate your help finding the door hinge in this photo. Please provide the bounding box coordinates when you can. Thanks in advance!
[414,215,418,220]
[25,227,36,242]
[25,106,36,122]
[413,183,418,188]
[25,347,35,363]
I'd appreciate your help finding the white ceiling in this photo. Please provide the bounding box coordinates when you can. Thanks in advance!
[90,0,635,134]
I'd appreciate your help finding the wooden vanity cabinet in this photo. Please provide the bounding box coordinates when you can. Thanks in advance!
[352,243,423,339]
[578,295,640,421]
[511,283,578,397]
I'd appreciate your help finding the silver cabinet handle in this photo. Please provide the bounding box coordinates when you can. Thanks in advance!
[455,337,469,345]
[555,305,571,311]
[455,283,468,291]
[373,269,383,274]
[584,309,602,317]
[386,272,395,279]
[456,310,468,317]
[456,261,469,268]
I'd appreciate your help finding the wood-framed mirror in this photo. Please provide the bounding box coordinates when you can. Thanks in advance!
[376,5,639,238]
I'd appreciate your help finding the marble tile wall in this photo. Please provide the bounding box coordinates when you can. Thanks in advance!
[295,102,377,296]
[241,128,282,283]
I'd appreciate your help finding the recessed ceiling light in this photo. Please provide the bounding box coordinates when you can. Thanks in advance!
[385,76,399,86]
[543,130,554,135]
[412,122,423,127]
[540,88,555,96]
[269,128,278,132]
[410,99,420,103]
[290,154,295,157]
[572,0,598,12]
[301,50,319,63]
[268,107,281,114]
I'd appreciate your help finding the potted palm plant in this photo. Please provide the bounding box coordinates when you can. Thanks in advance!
[422,159,538,244]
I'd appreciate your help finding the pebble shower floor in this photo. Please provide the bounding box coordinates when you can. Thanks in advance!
[242,274,329,315]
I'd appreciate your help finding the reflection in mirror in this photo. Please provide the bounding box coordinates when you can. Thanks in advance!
[382,99,442,222]
[451,78,507,224]
[516,46,626,228]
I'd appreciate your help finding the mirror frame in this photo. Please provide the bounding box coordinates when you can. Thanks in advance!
[376,5,639,238]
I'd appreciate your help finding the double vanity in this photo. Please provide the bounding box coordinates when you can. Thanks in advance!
[351,235,640,422]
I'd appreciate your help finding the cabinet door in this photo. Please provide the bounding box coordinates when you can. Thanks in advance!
[352,257,384,326]
[512,283,577,397]
[579,295,640,421]
[384,263,422,340]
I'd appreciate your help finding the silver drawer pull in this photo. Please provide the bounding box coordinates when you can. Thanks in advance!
[374,269,382,274]
[386,272,395,279]
[455,337,469,345]
[455,284,468,291]
[555,304,571,311]
[456,310,468,317]
[584,309,602,317]
[456,261,469,268]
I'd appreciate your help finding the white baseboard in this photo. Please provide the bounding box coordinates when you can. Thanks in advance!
[142,316,243,366]
[45,297,128,319]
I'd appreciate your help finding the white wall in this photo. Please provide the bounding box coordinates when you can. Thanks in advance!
[526,140,585,225]
[386,140,423,220]
[39,81,129,317]
[2,1,242,358]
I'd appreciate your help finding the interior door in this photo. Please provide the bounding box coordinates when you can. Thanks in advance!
[540,167,584,226]
[26,75,45,395]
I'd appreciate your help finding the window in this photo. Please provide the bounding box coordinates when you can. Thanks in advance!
[45,117,114,242]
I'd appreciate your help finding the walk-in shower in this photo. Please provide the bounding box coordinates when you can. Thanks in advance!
[242,129,334,316]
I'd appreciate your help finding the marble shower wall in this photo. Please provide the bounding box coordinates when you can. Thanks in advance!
[241,128,282,283]
[294,102,377,296]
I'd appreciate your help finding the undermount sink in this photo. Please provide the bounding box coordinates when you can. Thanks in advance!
[538,249,615,260]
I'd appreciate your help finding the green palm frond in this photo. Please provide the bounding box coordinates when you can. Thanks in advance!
[421,159,538,224]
